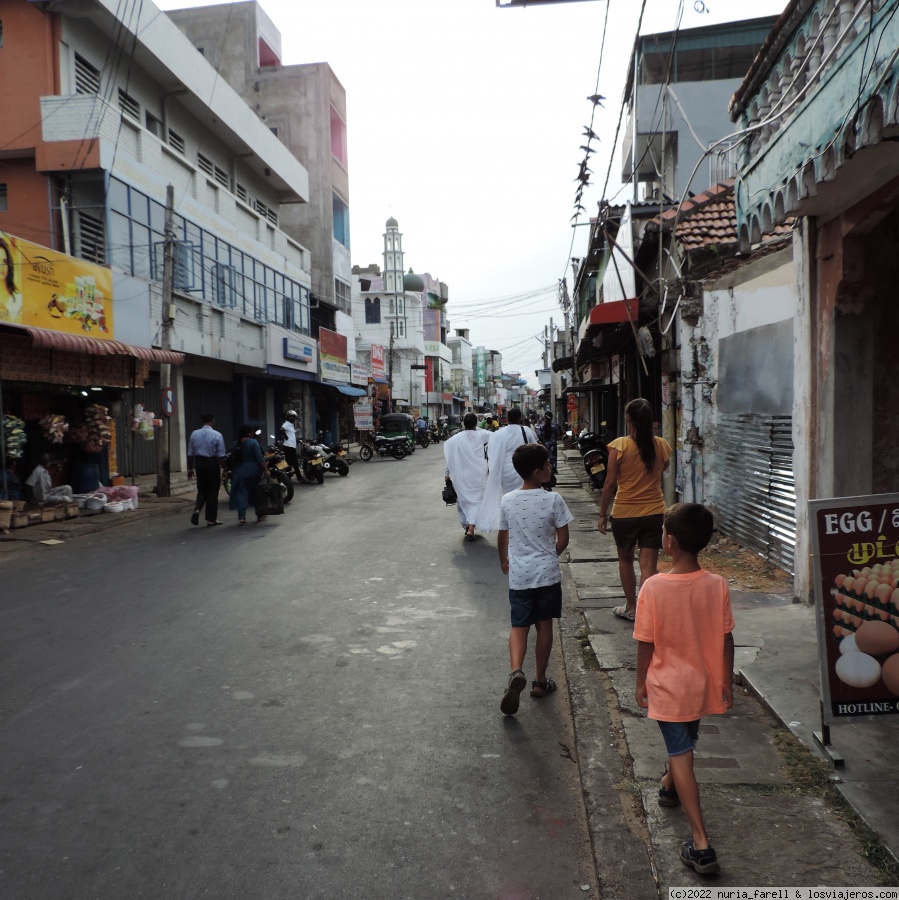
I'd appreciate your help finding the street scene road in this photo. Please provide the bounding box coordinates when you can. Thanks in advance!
[0,448,596,899]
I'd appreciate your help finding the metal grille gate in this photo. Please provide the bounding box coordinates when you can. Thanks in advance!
[714,413,796,575]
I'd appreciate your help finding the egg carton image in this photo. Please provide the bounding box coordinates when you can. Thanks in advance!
[831,559,899,641]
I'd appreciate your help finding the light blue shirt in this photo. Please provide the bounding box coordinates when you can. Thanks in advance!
[187,425,226,459]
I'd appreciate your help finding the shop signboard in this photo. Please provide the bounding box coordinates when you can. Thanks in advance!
[0,230,114,337]
[319,327,350,383]
[353,399,373,431]
[475,348,486,388]
[370,344,387,380]
[809,493,899,724]
[350,362,370,386]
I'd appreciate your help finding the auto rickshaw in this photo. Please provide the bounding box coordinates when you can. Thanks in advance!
[378,413,416,454]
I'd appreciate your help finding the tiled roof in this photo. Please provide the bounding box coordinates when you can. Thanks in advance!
[649,179,791,252]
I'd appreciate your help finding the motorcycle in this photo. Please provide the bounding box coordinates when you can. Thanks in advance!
[568,425,609,492]
[359,432,407,461]
[415,429,431,448]
[311,434,350,476]
[297,440,326,484]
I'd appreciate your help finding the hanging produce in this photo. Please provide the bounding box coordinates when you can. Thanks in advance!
[131,404,158,442]
[72,404,113,453]
[2,415,27,459]
[39,414,69,444]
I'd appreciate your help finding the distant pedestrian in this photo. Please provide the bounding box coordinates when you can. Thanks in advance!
[536,412,562,472]
[186,414,227,527]
[228,424,269,526]
[476,408,538,533]
[598,398,671,621]
[497,443,572,715]
[443,412,489,541]
[634,502,734,877]
[280,410,300,481]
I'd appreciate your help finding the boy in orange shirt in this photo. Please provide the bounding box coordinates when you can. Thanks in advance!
[634,503,735,876]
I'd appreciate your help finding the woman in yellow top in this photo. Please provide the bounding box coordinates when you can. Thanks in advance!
[598,398,671,621]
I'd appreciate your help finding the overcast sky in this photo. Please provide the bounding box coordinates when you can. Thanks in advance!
[156,0,787,383]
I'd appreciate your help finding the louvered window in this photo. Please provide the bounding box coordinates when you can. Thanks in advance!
[197,153,214,177]
[78,211,106,264]
[213,166,229,188]
[168,130,185,155]
[118,88,140,121]
[236,184,248,204]
[0,183,7,212]
[253,199,278,226]
[74,54,100,95]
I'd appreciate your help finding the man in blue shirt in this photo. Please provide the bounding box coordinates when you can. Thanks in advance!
[187,413,227,526]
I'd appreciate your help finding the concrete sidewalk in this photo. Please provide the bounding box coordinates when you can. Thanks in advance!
[554,451,898,892]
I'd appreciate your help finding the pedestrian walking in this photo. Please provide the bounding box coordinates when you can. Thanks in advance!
[476,408,538,533]
[186,413,227,527]
[497,443,573,715]
[535,412,562,472]
[228,424,269,526]
[598,398,671,621]
[280,410,300,481]
[443,412,489,541]
[634,502,734,876]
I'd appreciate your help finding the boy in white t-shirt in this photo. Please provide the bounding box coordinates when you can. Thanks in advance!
[497,443,573,715]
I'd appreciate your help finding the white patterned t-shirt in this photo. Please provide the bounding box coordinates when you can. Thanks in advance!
[500,489,573,590]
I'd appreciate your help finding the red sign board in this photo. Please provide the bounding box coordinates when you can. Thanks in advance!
[810,493,899,723]
[319,327,347,364]
[370,344,386,379]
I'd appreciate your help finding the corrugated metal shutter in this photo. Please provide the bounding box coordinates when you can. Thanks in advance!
[115,373,160,477]
[183,378,234,446]
[714,413,796,575]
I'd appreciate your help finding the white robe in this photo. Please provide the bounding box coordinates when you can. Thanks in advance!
[476,424,538,533]
[443,428,489,527]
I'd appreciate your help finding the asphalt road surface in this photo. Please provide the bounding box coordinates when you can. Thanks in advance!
[0,444,597,899]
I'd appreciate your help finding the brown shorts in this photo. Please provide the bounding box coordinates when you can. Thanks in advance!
[610,513,664,555]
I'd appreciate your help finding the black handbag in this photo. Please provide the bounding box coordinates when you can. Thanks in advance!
[254,477,285,516]
[442,480,458,505]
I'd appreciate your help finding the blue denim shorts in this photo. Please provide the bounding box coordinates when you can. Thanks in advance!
[508,581,562,628]
[657,719,701,756]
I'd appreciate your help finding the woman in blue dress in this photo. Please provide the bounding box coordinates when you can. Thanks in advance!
[228,424,269,525]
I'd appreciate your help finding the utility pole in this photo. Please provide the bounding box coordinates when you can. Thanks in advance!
[388,322,395,413]
[155,184,175,497]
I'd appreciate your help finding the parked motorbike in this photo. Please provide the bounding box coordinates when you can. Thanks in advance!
[311,434,350,476]
[297,440,326,484]
[568,425,609,492]
[359,433,407,461]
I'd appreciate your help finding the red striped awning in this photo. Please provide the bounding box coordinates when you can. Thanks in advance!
[0,324,184,365]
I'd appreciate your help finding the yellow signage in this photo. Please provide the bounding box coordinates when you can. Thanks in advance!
[0,230,114,338]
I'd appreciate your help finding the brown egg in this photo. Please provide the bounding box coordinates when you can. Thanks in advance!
[876,583,893,603]
[882,654,899,697]
[854,620,899,656]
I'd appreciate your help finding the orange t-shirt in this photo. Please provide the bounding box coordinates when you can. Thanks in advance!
[608,435,671,518]
[633,570,734,722]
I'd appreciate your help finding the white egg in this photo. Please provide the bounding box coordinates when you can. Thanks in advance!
[839,633,859,655]
[835,652,882,688]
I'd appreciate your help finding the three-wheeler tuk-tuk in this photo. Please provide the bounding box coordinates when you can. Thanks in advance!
[378,413,415,453]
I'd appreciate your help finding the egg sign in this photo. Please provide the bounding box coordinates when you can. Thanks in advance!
[854,620,899,656]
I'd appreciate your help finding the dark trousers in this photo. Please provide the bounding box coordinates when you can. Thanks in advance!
[193,457,221,522]
[284,445,300,480]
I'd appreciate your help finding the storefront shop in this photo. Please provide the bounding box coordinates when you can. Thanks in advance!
[0,325,183,494]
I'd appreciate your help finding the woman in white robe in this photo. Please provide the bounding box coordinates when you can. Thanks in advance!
[443,413,490,540]
[476,408,538,533]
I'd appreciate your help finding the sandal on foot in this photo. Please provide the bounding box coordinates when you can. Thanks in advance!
[500,669,527,716]
[680,840,719,875]
[658,765,680,807]
[530,678,557,698]
[612,605,636,621]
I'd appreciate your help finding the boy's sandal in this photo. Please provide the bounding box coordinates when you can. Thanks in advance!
[500,669,527,716]
[658,766,680,807]
[612,605,636,621]
[530,678,557,698]
[680,840,719,875]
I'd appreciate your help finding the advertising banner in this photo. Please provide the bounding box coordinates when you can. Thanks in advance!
[370,344,386,380]
[475,348,486,388]
[0,230,114,337]
[319,327,347,364]
[353,399,373,431]
[809,493,899,723]
[350,362,371,386]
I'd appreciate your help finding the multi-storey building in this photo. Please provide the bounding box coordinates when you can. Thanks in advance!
[166,0,358,441]
[0,0,316,482]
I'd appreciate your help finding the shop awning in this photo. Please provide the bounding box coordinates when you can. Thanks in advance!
[563,382,610,394]
[323,382,368,397]
[0,324,184,365]
[551,355,575,372]
[370,375,389,384]
[587,298,638,328]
